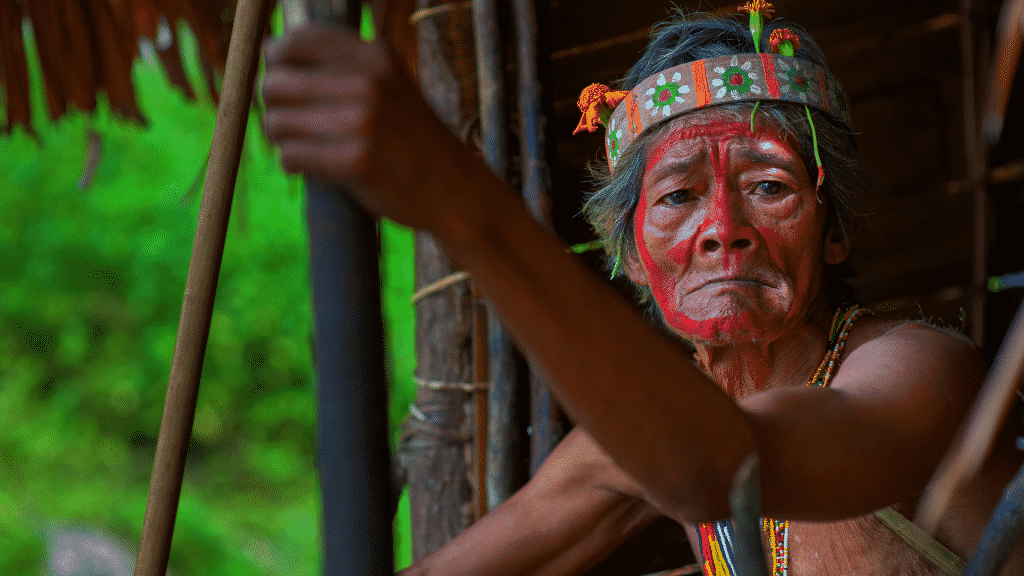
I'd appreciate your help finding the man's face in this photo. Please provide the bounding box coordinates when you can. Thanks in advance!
[626,110,847,346]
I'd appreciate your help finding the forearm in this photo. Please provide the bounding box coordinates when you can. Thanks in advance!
[430,161,757,522]
[403,484,653,576]
[398,429,660,576]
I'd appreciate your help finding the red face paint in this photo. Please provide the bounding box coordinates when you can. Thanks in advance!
[633,115,828,345]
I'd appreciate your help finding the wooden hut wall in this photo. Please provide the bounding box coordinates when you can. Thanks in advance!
[514,3,1023,569]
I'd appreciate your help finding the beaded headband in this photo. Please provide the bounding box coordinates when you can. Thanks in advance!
[598,53,851,170]
[574,2,853,184]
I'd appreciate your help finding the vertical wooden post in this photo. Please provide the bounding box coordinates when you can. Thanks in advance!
[404,0,478,559]
[960,0,988,347]
[134,1,271,574]
[472,286,490,521]
[472,0,523,513]
[511,0,564,476]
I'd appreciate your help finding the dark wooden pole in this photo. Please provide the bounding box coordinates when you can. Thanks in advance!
[134,0,271,574]
[960,0,988,347]
[472,0,522,513]
[511,0,564,477]
[302,2,393,575]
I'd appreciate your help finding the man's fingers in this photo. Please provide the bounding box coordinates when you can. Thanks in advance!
[276,139,371,187]
[262,68,374,107]
[263,22,361,67]
[264,105,370,142]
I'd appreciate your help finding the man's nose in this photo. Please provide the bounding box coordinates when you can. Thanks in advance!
[696,188,756,256]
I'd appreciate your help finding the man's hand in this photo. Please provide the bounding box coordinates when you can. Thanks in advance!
[262,23,480,232]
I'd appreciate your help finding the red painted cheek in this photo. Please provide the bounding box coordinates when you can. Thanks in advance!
[636,197,743,340]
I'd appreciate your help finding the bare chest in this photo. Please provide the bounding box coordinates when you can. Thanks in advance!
[783,514,945,576]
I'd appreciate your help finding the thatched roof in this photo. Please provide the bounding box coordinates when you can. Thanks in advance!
[0,0,242,133]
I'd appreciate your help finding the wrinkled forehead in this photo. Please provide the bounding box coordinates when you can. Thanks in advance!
[644,108,803,173]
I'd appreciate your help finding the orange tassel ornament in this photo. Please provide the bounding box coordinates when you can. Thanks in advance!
[573,83,628,135]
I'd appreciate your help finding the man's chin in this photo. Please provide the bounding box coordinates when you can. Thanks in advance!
[664,309,779,347]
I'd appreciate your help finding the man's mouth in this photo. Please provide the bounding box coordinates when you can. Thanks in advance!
[689,276,772,294]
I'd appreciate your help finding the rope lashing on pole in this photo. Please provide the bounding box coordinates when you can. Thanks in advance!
[302,1,393,575]
[134,0,272,574]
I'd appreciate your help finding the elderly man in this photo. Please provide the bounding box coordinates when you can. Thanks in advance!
[262,6,1023,575]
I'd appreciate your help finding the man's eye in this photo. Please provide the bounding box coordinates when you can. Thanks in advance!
[756,181,784,195]
[664,190,693,205]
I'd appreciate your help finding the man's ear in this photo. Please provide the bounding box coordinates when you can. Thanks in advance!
[623,249,650,286]
[823,221,850,265]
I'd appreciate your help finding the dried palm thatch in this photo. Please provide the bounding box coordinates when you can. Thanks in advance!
[0,0,268,134]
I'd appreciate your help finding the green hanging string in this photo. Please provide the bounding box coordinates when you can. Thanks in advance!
[805,105,824,188]
[610,248,622,279]
[568,240,604,254]
[750,101,761,132]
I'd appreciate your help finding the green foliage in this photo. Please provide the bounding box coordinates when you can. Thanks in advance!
[0,10,415,575]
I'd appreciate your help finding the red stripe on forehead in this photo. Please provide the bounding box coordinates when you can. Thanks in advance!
[646,121,759,174]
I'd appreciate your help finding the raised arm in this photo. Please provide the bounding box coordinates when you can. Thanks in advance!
[261,23,986,524]
[262,23,755,522]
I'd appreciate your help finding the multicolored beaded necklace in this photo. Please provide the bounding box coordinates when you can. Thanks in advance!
[696,303,870,576]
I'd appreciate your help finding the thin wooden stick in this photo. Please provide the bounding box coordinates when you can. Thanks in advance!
[916,300,1024,533]
[133,0,271,574]
[472,284,490,520]
[959,0,989,348]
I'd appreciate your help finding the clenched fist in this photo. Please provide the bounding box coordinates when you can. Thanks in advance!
[262,23,488,233]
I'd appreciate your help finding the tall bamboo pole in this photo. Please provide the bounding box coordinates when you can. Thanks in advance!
[511,0,564,477]
[472,0,522,513]
[134,0,271,574]
[302,1,393,575]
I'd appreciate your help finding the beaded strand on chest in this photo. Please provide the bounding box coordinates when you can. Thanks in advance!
[762,304,869,576]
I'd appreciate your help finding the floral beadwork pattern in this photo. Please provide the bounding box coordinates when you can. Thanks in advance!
[606,117,624,163]
[832,86,850,115]
[645,72,690,117]
[774,58,814,102]
[711,56,761,99]
[785,68,811,93]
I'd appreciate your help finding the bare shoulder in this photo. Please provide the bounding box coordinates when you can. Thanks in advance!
[848,315,978,351]
[832,316,986,414]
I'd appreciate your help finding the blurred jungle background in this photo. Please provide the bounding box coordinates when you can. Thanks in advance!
[0,6,417,575]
